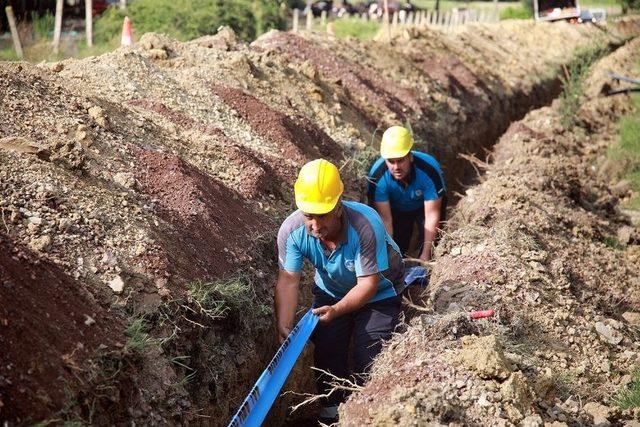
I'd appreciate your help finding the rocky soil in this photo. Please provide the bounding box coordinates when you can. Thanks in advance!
[1,18,639,426]
[340,34,640,427]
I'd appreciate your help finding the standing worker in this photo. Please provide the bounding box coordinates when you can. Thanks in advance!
[275,159,405,423]
[367,126,447,261]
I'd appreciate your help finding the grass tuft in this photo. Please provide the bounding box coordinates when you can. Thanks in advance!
[615,368,640,409]
[606,83,640,209]
[124,316,154,354]
[188,273,255,320]
[559,43,609,129]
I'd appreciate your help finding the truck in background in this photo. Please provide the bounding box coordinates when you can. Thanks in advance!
[533,0,580,21]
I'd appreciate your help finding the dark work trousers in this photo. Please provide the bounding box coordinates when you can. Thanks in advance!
[391,195,448,256]
[310,286,401,408]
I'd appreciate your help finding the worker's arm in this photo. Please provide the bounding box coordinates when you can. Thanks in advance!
[419,198,442,261]
[374,201,394,237]
[313,274,379,324]
[275,269,301,343]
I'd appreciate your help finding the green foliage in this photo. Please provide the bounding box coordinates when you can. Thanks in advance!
[500,5,532,19]
[602,235,624,249]
[31,11,55,40]
[558,43,609,129]
[94,0,286,44]
[619,0,640,13]
[0,46,20,61]
[615,368,640,409]
[607,92,640,209]
[521,0,534,14]
[331,17,382,40]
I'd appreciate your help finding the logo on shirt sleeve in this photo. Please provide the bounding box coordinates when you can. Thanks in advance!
[344,259,355,272]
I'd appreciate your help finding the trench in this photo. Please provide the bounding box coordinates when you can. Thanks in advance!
[3,21,637,427]
[266,37,629,427]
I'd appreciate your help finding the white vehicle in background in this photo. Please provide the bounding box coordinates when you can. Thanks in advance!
[533,0,606,23]
[533,0,581,21]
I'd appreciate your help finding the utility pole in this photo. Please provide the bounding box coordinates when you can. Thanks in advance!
[86,0,93,47]
[52,0,63,54]
[5,6,23,59]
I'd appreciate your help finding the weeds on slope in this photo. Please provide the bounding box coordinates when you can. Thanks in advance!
[606,91,640,210]
[559,43,609,129]
[615,368,640,409]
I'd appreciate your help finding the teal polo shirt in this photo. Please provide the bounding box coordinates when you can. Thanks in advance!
[367,150,446,212]
[277,201,404,302]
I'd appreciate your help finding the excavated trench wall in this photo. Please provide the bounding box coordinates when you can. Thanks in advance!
[1,19,639,426]
[340,30,640,427]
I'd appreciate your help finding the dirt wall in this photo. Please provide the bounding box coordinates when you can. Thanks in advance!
[340,35,640,426]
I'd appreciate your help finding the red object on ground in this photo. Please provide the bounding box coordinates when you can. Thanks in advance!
[469,309,495,319]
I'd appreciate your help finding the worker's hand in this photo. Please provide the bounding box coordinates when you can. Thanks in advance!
[276,324,291,344]
[312,305,340,324]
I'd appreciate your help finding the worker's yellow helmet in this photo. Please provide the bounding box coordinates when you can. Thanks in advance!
[380,126,414,159]
[294,159,344,214]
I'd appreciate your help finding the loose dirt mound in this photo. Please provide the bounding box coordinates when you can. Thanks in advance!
[340,37,640,426]
[0,235,123,422]
[1,19,639,425]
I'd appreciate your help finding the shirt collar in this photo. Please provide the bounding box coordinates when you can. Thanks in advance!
[391,165,416,187]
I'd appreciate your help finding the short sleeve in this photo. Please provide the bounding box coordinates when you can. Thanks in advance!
[354,219,389,277]
[421,175,439,201]
[373,176,390,202]
[277,224,304,273]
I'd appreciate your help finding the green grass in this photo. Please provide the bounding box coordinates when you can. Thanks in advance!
[123,317,155,353]
[606,84,640,209]
[94,0,286,44]
[31,11,55,40]
[500,5,533,19]
[0,46,20,61]
[615,368,640,409]
[559,43,609,129]
[331,17,382,40]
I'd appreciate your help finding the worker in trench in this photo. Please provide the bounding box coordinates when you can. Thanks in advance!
[367,125,447,262]
[275,159,405,423]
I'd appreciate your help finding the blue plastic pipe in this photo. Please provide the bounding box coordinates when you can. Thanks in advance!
[228,309,319,427]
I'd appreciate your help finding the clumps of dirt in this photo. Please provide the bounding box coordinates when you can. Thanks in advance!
[340,36,640,427]
[456,335,513,381]
[133,149,266,281]
[210,84,343,162]
[251,31,418,125]
[0,234,123,423]
[127,99,288,200]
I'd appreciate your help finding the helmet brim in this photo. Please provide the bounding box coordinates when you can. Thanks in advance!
[381,147,411,159]
[296,198,340,215]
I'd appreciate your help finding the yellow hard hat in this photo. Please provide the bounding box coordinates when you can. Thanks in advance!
[380,126,414,159]
[294,159,344,214]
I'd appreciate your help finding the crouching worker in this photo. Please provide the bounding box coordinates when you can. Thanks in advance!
[275,159,405,423]
[367,126,447,261]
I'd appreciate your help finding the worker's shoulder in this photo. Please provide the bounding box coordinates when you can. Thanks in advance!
[278,210,306,239]
[367,156,388,177]
[412,150,442,170]
[343,201,384,236]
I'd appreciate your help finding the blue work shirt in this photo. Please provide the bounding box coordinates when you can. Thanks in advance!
[277,201,404,302]
[367,150,446,212]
